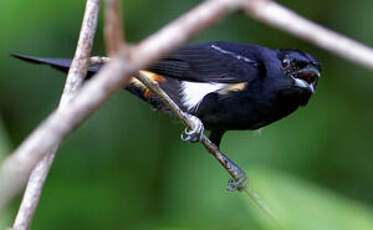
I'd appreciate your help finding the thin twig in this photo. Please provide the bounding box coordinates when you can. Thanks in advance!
[11,1,101,229]
[134,71,276,220]
[134,72,245,182]
[104,0,125,55]
[130,0,240,68]
[243,186,276,223]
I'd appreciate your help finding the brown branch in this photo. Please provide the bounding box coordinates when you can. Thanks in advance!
[130,0,240,67]
[133,72,244,181]
[134,71,275,219]
[11,1,101,229]
[104,0,125,55]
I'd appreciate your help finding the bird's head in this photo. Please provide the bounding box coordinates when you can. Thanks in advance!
[277,49,321,94]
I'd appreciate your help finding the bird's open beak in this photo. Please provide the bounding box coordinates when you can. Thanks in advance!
[293,66,320,94]
[297,66,321,79]
[293,78,315,94]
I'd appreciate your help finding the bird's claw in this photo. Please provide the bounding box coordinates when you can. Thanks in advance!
[226,175,248,192]
[181,114,204,143]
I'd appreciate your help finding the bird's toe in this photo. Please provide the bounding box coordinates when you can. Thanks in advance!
[181,114,204,143]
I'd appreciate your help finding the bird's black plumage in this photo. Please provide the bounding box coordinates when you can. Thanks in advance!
[12,41,321,147]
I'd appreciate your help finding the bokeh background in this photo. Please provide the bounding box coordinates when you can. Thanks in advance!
[1,0,373,229]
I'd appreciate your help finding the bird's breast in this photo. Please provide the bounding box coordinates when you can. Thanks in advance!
[195,83,310,131]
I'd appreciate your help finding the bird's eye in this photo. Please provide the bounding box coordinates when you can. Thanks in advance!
[282,58,291,69]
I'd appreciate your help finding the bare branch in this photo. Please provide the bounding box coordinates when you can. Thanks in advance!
[132,0,241,66]
[11,1,101,229]
[134,71,275,219]
[134,72,243,181]
[243,0,373,70]
[104,0,125,55]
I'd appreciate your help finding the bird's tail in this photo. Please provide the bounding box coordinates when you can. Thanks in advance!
[12,54,100,78]
[11,54,169,110]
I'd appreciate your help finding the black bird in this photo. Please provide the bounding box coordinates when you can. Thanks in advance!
[13,41,321,148]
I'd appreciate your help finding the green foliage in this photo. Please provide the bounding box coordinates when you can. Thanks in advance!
[1,0,373,229]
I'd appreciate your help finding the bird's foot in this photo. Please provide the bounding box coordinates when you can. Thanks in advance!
[181,114,204,143]
[226,175,248,192]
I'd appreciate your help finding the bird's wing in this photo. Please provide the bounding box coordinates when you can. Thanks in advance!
[12,42,268,84]
[149,42,264,84]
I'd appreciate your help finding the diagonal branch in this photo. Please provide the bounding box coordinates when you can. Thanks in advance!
[133,72,246,183]
[133,71,275,220]
[243,0,373,70]
[11,1,101,229]
[104,0,125,55]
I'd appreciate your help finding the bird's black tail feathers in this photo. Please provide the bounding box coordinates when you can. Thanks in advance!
[11,54,180,114]
[11,54,100,77]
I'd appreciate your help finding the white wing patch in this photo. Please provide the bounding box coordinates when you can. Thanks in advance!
[181,81,227,112]
[180,44,253,112]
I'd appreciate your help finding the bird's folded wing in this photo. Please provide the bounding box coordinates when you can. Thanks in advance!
[149,42,263,84]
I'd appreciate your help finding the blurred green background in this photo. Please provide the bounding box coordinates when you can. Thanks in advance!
[1,0,373,229]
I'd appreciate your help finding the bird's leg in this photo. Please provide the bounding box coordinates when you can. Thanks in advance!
[181,118,247,191]
[202,133,248,192]
[181,113,205,143]
[218,151,248,191]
